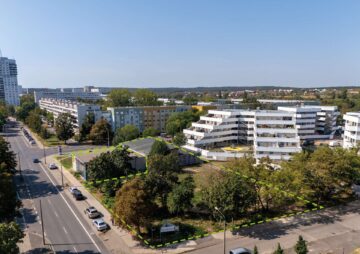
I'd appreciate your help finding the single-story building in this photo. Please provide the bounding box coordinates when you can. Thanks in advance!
[73,149,146,180]
[122,137,201,167]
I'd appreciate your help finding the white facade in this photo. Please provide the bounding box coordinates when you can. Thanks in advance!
[343,112,360,149]
[0,57,20,105]
[184,105,339,161]
[39,98,106,128]
[34,90,102,104]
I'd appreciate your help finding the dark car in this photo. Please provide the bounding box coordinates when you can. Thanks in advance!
[72,190,84,200]
[33,158,40,163]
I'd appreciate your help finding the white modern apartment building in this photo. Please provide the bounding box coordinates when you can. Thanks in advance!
[39,98,109,129]
[0,56,20,105]
[184,105,339,161]
[343,112,360,148]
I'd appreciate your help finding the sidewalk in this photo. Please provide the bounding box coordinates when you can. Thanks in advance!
[45,153,202,254]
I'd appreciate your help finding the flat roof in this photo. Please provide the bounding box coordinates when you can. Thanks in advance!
[122,137,176,156]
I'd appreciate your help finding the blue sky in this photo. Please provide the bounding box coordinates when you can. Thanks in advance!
[1,0,359,88]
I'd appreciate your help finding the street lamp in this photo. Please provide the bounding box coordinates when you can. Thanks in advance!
[215,207,226,254]
[105,126,110,147]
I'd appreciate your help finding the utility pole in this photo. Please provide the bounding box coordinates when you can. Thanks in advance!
[106,127,110,147]
[39,200,45,245]
[215,207,226,254]
[43,147,47,164]
[18,152,22,176]
[61,164,64,188]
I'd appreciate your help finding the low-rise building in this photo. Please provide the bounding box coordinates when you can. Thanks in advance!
[34,90,102,103]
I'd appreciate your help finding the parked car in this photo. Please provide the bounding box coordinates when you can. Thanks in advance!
[33,158,39,163]
[48,163,58,169]
[69,186,78,194]
[229,248,252,254]
[85,206,100,219]
[72,190,84,200]
[92,218,108,231]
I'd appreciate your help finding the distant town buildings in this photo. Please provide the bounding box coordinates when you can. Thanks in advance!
[0,56,20,105]
[34,90,102,104]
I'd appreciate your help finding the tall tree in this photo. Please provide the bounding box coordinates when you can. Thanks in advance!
[107,89,132,107]
[89,118,113,145]
[114,178,156,232]
[166,110,202,136]
[294,235,308,254]
[173,132,186,146]
[0,174,20,221]
[0,137,17,174]
[149,140,170,156]
[167,175,195,214]
[133,89,160,106]
[253,246,259,254]
[112,124,139,145]
[142,127,159,137]
[25,111,42,133]
[55,113,74,144]
[0,222,24,254]
[79,112,95,141]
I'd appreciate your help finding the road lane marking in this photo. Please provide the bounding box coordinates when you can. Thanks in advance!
[63,226,68,234]
[38,163,102,253]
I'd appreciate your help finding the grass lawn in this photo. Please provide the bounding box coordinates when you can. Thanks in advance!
[55,155,73,170]
[34,132,64,146]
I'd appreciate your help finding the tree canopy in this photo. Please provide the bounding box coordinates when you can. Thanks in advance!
[55,113,74,143]
[107,89,132,107]
[133,89,160,106]
[112,124,139,145]
[0,222,24,254]
[142,127,159,137]
[79,112,95,141]
[165,110,202,136]
[89,118,113,145]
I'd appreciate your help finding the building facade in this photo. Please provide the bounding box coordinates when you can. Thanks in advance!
[39,98,106,128]
[34,90,102,104]
[0,57,20,105]
[343,112,360,149]
[184,105,339,161]
[108,105,190,132]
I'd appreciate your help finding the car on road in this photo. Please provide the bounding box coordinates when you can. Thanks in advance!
[92,218,108,231]
[48,163,58,169]
[229,248,252,254]
[85,206,100,219]
[72,189,84,200]
[30,140,36,145]
[69,186,78,194]
[32,158,40,163]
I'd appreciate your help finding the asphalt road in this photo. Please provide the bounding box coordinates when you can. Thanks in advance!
[6,121,110,254]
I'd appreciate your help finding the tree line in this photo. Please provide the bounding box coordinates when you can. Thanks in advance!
[0,136,24,253]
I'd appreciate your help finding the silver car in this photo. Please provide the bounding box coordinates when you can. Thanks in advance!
[85,206,100,219]
[93,218,108,231]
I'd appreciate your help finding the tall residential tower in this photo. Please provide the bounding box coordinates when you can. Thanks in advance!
[0,56,20,105]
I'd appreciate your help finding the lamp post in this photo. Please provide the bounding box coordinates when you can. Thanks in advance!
[106,126,110,147]
[43,147,47,164]
[215,207,226,254]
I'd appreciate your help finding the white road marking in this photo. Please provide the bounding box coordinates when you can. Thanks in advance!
[54,211,59,218]
[38,163,102,253]
[62,226,68,234]
[73,246,79,253]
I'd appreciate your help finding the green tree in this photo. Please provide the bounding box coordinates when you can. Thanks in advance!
[0,137,17,174]
[294,235,308,254]
[133,89,160,106]
[114,178,156,232]
[112,124,139,145]
[111,146,133,176]
[173,132,186,146]
[142,127,159,137]
[273,243,284,254]
[107,89,132,107]
[0,222,24,254]
[167,175,195,214]
[55,113,74,144]
[89,118,113,145]
[39,126,50,139]
[79,112,95,141]
[166,110,202,136]
[0,174,20,221]
[149,139,170,156]
[145,152,180,207]
[253,246,259,254]
[200,171,256,218]
[183,95,198,105]
[16,101,36,121]
[25,111,42,133]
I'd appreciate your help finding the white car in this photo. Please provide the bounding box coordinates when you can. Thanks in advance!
[69,186,78,194]
[48,163,58,169]
[93,218,108,231]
